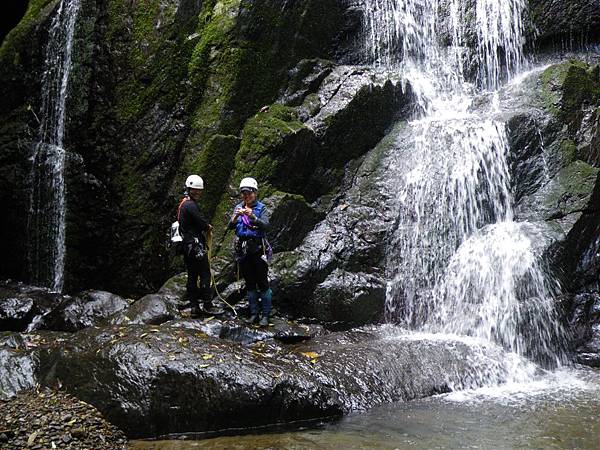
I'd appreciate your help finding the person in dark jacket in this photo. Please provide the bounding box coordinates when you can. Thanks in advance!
[179,174,213,316]
[228,177,272,326]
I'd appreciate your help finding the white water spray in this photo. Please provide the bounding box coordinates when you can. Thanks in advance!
[364,0,568,365]
[28,0,81,293]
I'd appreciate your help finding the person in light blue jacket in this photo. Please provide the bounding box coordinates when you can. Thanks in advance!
[228,177,272,326]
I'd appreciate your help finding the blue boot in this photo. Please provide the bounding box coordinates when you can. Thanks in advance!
[258,288,272,326]
[246,290,259,324]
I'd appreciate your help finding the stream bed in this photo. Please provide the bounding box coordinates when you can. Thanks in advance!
[131,366,600,449]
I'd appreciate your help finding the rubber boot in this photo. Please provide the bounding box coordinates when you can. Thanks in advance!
[245,290,259,324]
[258,288,272,327]
[189,297,201,317]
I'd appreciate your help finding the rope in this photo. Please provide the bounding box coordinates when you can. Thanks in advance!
[206,228,237,317]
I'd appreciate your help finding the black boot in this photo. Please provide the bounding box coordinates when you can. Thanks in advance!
[245,314,259,324]
[190,302,201,317]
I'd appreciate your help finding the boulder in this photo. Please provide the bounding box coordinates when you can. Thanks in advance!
[110,293,182,326]
[267,124,404,324]
[42,290,131,331]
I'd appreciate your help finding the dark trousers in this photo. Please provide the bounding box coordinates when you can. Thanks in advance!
[239,253,269,292]
[184,254,211,307]
[239,253,271,316]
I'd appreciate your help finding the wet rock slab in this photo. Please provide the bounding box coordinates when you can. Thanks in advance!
[45,324,521,438]
[0,388,128,449]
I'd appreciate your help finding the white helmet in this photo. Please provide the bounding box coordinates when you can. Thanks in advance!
[239,177,258,191]
[185,174,204,190]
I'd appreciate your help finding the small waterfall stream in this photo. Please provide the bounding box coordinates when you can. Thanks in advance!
[28,0,81,293]
[364,0,568,366]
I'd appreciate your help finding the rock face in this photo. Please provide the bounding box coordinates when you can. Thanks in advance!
[0,0,598,327]
[0,282,66,332]
[0,0,363,295]
[502,59,600,365]
[529,0,600,46]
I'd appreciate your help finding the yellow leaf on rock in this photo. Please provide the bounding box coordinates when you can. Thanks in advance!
[300,351,319,359]
[202,353,214,360]
[27,432,38,446]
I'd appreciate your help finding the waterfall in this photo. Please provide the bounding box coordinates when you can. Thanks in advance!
[28,0,81,293]
[364,0,568,365]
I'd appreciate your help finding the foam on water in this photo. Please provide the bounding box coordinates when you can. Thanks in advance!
[442,367,597,403]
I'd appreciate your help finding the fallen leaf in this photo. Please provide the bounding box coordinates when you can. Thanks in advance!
[199,364,210,368]
[27,431,38,446]
[300,351,319,359]
[234,355,243,360]
[202,353,214,360]
[140,333,149,338]
[203,316,214,323]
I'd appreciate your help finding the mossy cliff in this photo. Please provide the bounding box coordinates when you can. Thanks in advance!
[0,0,357,295]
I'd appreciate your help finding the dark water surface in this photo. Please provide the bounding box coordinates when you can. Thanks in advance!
[131,366,600,449]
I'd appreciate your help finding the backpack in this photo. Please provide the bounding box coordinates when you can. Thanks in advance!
[170,197,188,255]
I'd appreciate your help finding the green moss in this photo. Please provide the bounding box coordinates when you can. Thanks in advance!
[230,104,306,197]
[210,192,238,258]
[544,160,599,215]
[188,134,240,219]
[0,0,56,62]
[559,139,577,164]
[109,0,210,121]
[539,60,600,119]
[301,93,322,117]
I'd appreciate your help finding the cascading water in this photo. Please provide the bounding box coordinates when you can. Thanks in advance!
[28,0,81,293]
[364,0,568,366]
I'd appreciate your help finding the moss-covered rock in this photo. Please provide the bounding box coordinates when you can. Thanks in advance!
[233,104,314,198]
[539,60,600,127]
[516,160,599,232]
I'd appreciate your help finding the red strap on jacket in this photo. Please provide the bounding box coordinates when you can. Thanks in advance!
[177,197,189,222]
